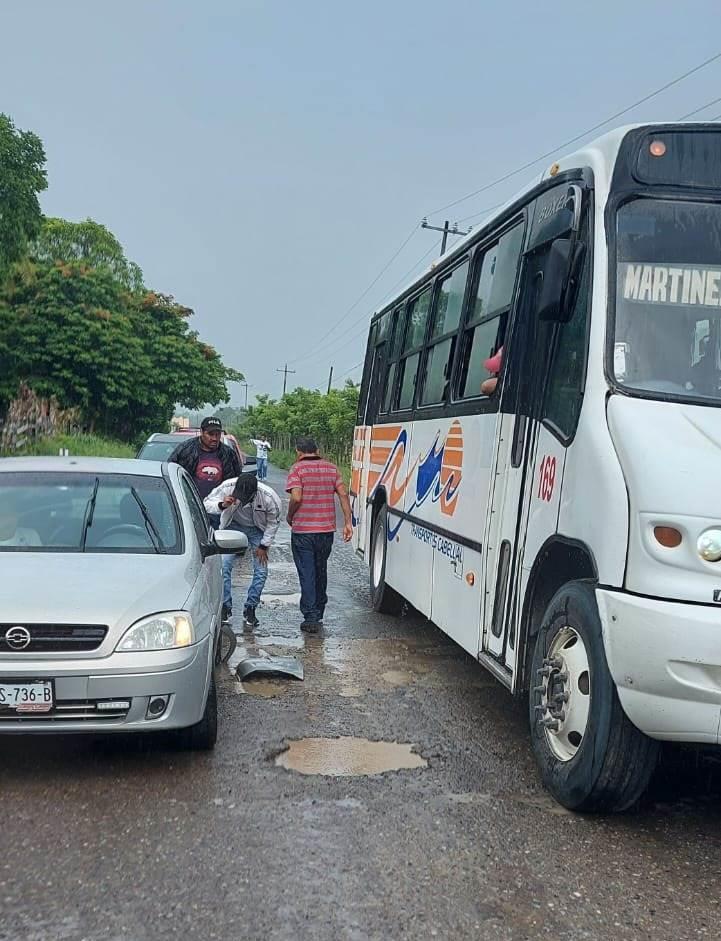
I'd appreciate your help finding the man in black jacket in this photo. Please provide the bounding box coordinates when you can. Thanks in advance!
[169,417,241,501]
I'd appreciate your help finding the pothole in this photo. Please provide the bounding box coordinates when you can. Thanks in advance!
[275,736,427,776]
[381,670,414,687]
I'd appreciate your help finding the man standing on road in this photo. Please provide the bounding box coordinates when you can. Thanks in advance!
[286,436,353,633]
[251,435,272,481]
[168,416,241,504]
[204,473,281,626]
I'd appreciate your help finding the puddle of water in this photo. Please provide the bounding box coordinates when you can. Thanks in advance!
[275,736,427,777]
[381,670,414,687]
[240,678,290,698]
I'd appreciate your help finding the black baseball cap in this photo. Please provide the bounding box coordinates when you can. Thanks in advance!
[201,416,222,432]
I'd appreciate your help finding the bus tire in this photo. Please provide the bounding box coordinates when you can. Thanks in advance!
[370,505,404,615]
[528,580,659,813]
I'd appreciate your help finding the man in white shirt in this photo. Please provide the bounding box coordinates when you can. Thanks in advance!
[204,473,281,627]
[251,436,272,481]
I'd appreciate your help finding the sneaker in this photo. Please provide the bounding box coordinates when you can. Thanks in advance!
[221,603,232,623]
[243,606,259,628]
[300,620,321,634]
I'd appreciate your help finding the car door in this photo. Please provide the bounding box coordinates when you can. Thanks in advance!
[179,475,220,647]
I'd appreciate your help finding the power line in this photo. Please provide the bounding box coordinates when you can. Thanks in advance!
[426,50,721,218]
[678,96,721,120]
[334,360,363,383]
[292,238,445,372]
[288,223,419,365]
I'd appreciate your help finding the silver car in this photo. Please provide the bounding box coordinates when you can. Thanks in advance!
[0,457,247,748]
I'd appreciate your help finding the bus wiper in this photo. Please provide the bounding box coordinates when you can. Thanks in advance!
[130,487,166,554]
[80,477,100,552]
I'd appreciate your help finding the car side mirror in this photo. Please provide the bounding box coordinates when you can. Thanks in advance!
[538,238,586,323]
[203,529,249,558]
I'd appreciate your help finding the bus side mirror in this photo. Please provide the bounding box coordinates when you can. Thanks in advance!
[538,238,586,323]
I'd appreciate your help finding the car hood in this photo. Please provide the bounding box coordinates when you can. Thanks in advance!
[0,552,195,633]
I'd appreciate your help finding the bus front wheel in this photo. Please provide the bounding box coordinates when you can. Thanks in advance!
[370,506,404,615]
[528,580,659,813]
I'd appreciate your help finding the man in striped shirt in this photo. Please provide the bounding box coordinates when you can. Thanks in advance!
[286,436,353,633]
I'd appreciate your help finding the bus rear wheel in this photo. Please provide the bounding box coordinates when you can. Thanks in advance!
[528,580,659,813]
[370,505,404,615]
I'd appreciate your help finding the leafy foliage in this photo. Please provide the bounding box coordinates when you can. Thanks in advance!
[0,261,243,441]
[33,217,144,292]
[0,114,47,275]
[243,383,359,464]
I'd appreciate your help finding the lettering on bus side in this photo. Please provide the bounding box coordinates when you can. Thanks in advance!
[410,522,464,572]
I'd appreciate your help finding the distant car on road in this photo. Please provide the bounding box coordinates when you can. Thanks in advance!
[0,457,247,747]
[137,432,256,473]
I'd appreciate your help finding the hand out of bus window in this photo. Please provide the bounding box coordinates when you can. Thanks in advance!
[481,346,503,396]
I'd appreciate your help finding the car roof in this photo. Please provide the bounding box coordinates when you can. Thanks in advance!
[0,457,166,477]
[145,433,190,443]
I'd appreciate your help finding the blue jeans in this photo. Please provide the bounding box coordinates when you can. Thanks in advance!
[256,457,268,480]
[222,525,267,609]
[291,532,334,623]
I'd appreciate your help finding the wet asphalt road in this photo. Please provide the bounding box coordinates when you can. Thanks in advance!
[2,465,721,941]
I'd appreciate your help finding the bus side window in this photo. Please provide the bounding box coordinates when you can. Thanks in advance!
[543,240,591,438]
[379,306,402,414]
[420,259,469,406]
[395,289,431,410]
[457,223,524,399]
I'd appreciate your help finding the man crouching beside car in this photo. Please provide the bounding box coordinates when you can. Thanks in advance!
[204,474,281,628]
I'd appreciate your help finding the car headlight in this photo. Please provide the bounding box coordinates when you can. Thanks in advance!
[698,529,721,563]
[116,612,194,651]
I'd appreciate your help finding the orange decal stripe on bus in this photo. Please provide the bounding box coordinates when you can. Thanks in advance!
[442,452,463,468]
[368,471,381,490]
[370,447,392,465]
[371,426,402,442]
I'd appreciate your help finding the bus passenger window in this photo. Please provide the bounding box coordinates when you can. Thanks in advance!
[395,289,431,410]
[420,260,468,406]
[458,223,523,399]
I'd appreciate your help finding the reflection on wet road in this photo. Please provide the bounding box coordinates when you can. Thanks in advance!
[1,465,721,940]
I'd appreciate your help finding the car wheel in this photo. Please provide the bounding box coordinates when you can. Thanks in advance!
[177,670,218,751]
[529,580,659,813]
[370,505,404,615]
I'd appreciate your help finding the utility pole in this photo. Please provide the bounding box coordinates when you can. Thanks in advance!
[326,366,333,394]
[420,218,472,254]
[277,363,296,397]
[238,381,250,410]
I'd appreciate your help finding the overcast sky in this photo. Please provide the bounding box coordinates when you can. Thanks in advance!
[3,1,721,405]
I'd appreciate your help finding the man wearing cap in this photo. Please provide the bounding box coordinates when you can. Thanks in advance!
[204,474,282,626]
[168,416,241,501]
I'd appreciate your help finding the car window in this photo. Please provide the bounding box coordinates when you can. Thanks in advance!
[138,441,177,461]
[0,472,181,553]
[181,477,211,546]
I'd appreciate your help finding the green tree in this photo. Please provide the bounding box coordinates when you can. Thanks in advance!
[0,261,243,440]
[33,217,144,292]
[0,114,47,275]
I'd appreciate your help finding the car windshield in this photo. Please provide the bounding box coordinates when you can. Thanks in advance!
[615,199,721,402]
[138,441,177,461]
[0,473,181,553]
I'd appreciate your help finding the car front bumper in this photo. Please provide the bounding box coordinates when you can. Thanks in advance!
[597,588,721,743]
[0,636,213,734]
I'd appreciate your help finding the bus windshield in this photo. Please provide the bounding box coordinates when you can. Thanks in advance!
[614,198,721,402]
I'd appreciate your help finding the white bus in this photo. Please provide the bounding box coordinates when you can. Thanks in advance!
[351,124,721,812]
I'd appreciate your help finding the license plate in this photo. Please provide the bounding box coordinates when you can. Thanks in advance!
[0,681,53,712]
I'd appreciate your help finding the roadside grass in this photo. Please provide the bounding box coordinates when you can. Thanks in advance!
[3,433,135,459]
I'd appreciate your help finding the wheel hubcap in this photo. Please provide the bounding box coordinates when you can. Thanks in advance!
[534,626,591,762]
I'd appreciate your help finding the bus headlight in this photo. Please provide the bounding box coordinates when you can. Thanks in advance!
[698,530,721,563]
